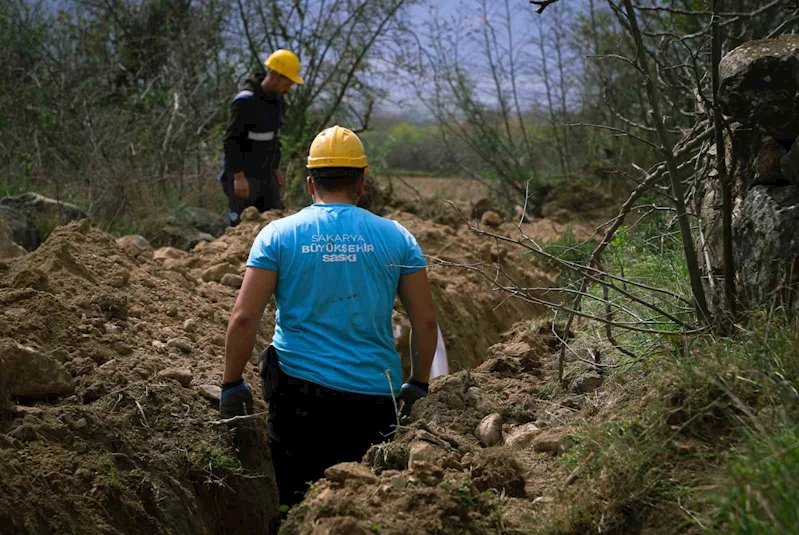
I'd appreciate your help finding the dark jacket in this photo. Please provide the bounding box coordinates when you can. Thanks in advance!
[220,74,284,182]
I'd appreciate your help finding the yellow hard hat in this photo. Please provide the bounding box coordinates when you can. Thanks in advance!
[307,125,368,169]
[264,49,304,85]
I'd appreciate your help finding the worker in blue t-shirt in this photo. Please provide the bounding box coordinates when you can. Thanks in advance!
[219,125,439,507]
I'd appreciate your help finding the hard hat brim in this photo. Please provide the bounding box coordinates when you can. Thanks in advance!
[307,155,367,169]
[286,72,304,85]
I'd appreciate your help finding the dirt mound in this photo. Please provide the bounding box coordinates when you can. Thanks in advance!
[0,220,279,534]
[281,323,587,534]
[156,206,559,374]
[0,205,580,534]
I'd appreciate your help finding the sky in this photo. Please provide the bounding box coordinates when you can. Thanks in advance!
[38,0,581,122]
[376,0,579,121]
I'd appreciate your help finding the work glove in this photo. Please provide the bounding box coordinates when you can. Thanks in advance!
[398,379,429,425]
[219,379,254,420]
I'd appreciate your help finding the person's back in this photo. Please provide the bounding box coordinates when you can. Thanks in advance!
[248,204,426,395]
[220,125,438,510]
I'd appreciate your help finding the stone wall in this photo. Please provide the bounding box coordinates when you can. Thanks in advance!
[700,35,799,313]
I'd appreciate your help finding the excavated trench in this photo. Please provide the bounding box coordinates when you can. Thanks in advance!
[0,207,584,534]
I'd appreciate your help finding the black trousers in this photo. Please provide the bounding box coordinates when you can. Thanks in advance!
[266,367,397,507]
[221,172,283,226]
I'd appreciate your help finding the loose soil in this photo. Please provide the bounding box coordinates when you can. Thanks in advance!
[0,202,596,534]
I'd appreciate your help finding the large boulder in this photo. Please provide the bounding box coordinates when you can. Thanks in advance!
[150,207,226,250]
[719,35,799,140]
[734,185,799,306]
[150,225,216,251]
[167,207,226,237]
[0,216,26,259]
[0,193,88,250]
[0,205,39,251]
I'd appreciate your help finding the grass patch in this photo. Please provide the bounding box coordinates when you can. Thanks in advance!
[527,317,799,535]
[190,445,243,477]
[715,426,799,533]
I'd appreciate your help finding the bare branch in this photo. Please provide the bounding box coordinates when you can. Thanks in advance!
[530,0,560,15]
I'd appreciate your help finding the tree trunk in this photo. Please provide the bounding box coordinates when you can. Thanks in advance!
[621,0,711,324]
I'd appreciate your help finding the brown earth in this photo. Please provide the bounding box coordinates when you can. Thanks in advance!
[0,201,595,534]
[0,219,279,534]
[280,322,599,535]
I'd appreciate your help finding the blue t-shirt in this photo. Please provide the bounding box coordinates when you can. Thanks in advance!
[246,204,426,396]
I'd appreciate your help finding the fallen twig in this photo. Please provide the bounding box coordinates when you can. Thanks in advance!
[207,411,268,426]
[564,452,596,488]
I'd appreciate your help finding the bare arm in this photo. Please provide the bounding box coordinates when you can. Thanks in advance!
[397,269,438,383]
[223,267,277,383]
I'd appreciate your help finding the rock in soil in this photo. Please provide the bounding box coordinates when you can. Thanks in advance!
[505,422,541,449]
[220,273,244,288]
[533,430,570,455]
[408,440,461,471]
[476,413,504,447]
[2,341,75,400]
[116,235,152,258]
[197,384,222,402]
[469,448,526,497]
[156,367,193,387]
[167,337,193,353]
[201,262,238,283]
[324,462,378,484]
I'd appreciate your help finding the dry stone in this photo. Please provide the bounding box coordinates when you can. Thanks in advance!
[156,367,193,387]
[220,273,243,288]
[734,185,799,306]
[153,247,186,261]
[167,338,193,353]
[533,430,569,455]
[197,384,221,402]
[324,462,377,484]
[116,235,152,258]
[201,262,238,283]
[476,413,504,446]
[505,423,541,449]
[241,206,261,222]
[2,341,75,399]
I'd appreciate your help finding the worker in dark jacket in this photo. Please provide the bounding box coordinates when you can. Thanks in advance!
[218,49,304,226]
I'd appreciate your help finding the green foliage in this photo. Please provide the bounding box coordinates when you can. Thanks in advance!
[539,228,595,287]
[716,426,799,534]
[360,121,455,176]
[531,316,799,534]
[191,445,243,476]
